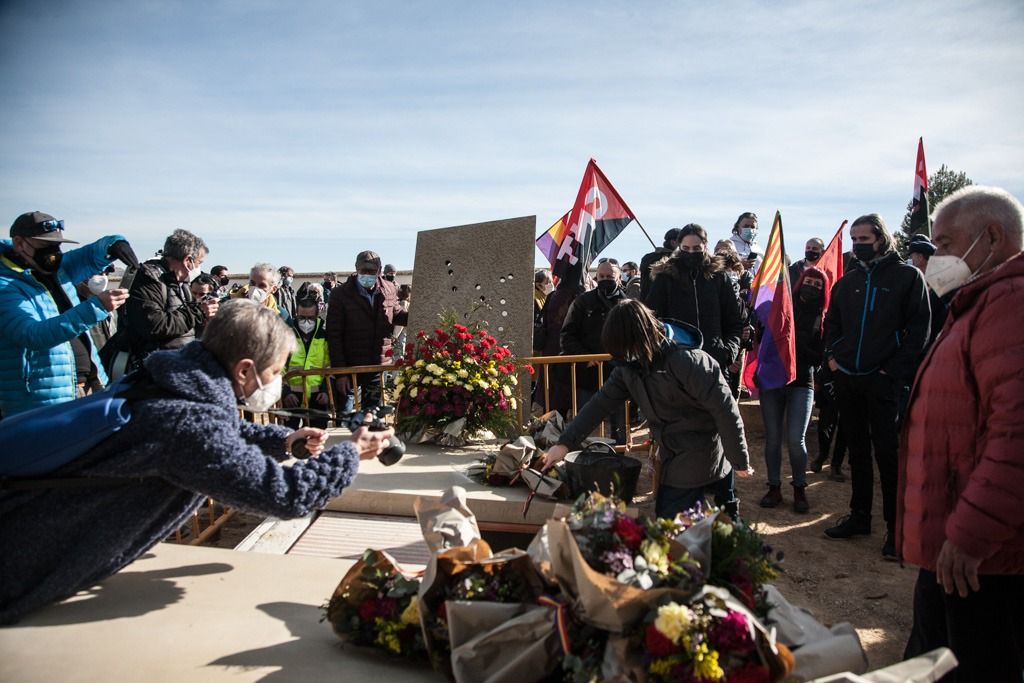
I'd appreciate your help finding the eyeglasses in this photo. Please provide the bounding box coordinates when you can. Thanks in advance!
[38,219,64,232]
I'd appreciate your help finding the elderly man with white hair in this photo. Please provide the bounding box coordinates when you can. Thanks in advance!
[898,186,1024,681]
[0,299,394,624]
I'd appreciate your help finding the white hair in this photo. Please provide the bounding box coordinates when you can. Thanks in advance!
[249,262,280,285]
[934,185,1024,247]
[202,299,295,371]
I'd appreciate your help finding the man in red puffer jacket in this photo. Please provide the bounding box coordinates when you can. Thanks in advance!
[898,186,1024,682]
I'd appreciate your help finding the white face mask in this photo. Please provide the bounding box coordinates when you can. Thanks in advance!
[925,231,989,297]
[244,370,282,412]
[297,319,316,334]
[543,282,554,295]
[87,274,108,296]
[248,286,269,304]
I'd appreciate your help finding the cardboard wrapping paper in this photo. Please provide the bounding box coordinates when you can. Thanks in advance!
[414,486,482,553]
[448,601,561,683]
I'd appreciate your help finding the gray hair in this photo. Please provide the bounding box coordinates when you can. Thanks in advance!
[850,213,895,255]
[249,262,280,285]
[202,299,295,372]
[162,229,208,262]
[934,185,1024,247]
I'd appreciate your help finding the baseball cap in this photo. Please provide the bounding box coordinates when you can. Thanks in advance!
[907,235,936,257]
[10,211,79,244]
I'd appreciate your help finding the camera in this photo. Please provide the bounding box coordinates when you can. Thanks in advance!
[339,405,406,466]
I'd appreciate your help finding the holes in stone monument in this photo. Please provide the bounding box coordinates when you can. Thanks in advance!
[499,298,506,305]
[451,286,458,292]
[448,269,454,276]
[501,311,508,317]
[445,260,452,267]
[507,273,514,279]
[499,276,505,283]
[498,326,504,332]
[479,296,486,302]
[475,284,481,290]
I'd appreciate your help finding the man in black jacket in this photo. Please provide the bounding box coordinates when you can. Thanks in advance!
[823,214,931,559]
[121,229,218,368]
[639,228,679,300]
[560,260,628,442]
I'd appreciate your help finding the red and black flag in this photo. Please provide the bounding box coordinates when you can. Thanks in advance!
[540,159,637,285]
[910,137,930,236]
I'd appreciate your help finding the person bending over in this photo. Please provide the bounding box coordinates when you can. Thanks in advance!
[0,299,393,624]
[542,299,753,519]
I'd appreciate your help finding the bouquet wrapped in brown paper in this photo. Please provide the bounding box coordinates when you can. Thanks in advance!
[417,539,548,678]
[324,549,425,657]
[530,493,703,634]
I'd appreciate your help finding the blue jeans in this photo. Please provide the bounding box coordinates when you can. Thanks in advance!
[656,470,738,519]
[759,385,813,487]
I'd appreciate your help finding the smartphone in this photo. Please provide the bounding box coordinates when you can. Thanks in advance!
[118,266,138,293]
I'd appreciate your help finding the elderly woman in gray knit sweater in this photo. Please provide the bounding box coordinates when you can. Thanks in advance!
[0,299,393,624]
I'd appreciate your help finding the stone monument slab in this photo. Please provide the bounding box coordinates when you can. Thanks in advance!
[408,215,537,357]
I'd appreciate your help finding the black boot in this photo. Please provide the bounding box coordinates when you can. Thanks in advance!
[759,484,783,508]
[792,484,809,513]
[825,511,871,539]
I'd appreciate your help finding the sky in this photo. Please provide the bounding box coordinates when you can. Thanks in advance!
[1,0,1022,274]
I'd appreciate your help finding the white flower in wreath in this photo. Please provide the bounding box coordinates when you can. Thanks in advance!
[509,375,518,385]
[457,369,469,378]
[409,387,419,398]
[445,373,456,383]
[502,385,512,397]
[415,360,425,368]
[510,397,517,410]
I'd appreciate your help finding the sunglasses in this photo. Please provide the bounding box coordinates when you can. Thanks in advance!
[38,219,65,232]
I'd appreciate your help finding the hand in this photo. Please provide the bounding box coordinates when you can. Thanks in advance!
[540,444,569,470]
[287,427,328,457]
[334,375,352,395]
[96,288,129,312]
[828,358,839,372]
[735,466,755,478]
[936,539,982,598]
[282,393,299,409]
[351,425,395,461]
[587,360,598,368]
[107,240,140,269]
[200,298,219,320]
[315,391,329,406]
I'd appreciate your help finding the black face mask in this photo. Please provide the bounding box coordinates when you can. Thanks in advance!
[596,280,619,297]
[852,243,877,262]
[383,274,395,282]
[679,251,705,272]
[218,275,230,287]
[804,250,821,262]
[32,243,63,273]
[800,287,824,304]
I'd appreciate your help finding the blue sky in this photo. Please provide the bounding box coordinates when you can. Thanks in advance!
[1,1,1022,274]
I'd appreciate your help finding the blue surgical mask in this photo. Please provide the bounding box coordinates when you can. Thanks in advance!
[740,227,755,242]
[357,274,377,290]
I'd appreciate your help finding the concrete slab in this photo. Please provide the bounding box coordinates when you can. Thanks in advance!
[327,439,561,527]
[0,544,436,683]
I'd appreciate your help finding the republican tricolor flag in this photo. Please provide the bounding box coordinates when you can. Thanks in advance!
[748,211,797,390]
[536,159,637,285]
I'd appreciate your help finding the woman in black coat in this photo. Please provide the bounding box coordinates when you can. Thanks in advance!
[542,299,753,519]
[644,224,744,376]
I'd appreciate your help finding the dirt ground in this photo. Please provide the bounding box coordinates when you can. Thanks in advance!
[198,407,914,671]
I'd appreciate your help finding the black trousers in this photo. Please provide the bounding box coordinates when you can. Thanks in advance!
[834,372,900,529]
[905,569,1024,682]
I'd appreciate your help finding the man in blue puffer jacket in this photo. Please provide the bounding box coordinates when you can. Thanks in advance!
[0,211,138,416]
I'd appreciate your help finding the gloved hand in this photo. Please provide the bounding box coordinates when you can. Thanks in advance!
[107,240,140,269]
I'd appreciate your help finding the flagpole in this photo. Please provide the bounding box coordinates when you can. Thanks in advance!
[633,218,658,250]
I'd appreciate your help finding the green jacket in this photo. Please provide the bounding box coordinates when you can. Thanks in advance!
[286,319,330,401]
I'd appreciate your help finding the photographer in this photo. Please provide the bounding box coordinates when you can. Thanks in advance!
[0,299,394,624]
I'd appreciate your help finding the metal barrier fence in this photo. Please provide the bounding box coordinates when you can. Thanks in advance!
[169,353,642,547]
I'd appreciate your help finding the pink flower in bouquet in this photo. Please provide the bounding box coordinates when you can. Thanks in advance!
[709,610,755,654]
[644,624,677,658]
[613,515,645,551]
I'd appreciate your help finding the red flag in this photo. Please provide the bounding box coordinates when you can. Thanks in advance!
[550,159,637,285]
[910,138,930,236]
[817,220,846,315]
